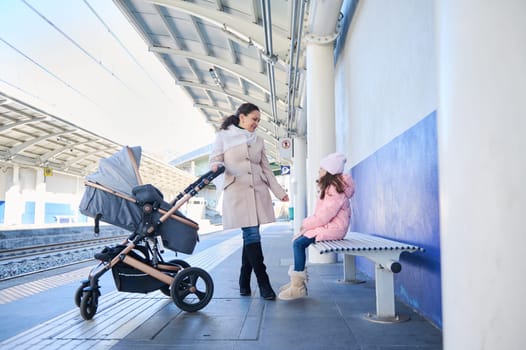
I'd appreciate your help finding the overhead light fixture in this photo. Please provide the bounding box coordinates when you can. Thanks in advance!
[220,24,264,52]
[208,68,224,89]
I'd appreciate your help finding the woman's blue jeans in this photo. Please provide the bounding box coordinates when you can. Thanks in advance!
[241,226,261,245]
[293,235,316,271]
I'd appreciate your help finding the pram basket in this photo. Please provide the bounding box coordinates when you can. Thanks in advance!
[74,146,224,320]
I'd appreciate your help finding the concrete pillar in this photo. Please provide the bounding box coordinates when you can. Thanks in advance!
[4,165,22,225]
[437,1,526,349]
[305,40,336,206]
[305,34,338,264]
[292,137,307,235]
[34,169,46,225]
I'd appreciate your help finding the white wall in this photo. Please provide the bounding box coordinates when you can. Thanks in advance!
[0,166,11,200]
[46,172,80,194]
[19,167,36,193]
[0,166,84,224]
[335,0,436,166]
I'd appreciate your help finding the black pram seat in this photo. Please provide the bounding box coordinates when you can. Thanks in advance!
[79,147,199,254]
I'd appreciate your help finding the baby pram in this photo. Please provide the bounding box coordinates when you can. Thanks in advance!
[74,146,224,320]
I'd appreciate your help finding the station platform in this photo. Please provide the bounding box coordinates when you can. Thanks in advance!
[0,222,442,350]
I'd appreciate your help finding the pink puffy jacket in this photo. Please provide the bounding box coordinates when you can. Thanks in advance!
[302,173,355,241]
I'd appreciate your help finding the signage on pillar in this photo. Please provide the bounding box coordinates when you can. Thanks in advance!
[279,137,292,159]
[44,167,53,177]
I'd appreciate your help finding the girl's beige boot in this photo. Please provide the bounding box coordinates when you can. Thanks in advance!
[278,269,307,300]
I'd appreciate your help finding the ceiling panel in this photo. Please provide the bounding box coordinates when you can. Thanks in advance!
[114,0,309,164]
[0,92,195,195]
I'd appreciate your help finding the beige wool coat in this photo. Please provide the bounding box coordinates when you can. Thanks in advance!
[210,129,287,229]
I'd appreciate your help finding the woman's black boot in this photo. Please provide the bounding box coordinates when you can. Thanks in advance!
[245,242,276,300]
[239,245,252,296]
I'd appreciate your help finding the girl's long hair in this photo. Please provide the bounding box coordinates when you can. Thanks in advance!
[317,173,346,199]
[220,102,260,130]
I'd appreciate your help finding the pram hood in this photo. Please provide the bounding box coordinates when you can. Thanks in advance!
[86,146,142,196]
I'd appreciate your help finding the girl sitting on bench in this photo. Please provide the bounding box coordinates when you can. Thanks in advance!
[278,152,355,300]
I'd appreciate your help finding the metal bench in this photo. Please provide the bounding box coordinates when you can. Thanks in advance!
[312,231,424,323]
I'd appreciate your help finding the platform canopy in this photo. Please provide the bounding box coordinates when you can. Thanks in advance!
[0,91,194,193]
[0,0,326,189]
[113,0,310,162]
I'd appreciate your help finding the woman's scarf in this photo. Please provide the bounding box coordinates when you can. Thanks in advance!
[210,125,257,161]
[220,125,256,152]
[209,125,258,192]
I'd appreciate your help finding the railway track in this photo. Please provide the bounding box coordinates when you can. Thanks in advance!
[0,235,128,281]
[0,235,128,261]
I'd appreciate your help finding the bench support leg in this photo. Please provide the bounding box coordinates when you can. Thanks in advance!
[365,264,410,323]
[375,264,395,318]
[343,254,356,281]
[341,254,365,283]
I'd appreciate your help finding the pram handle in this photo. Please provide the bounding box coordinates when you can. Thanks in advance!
[169,165,225,205]
[151,166,225,229]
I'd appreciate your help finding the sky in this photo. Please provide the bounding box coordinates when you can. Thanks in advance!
[0,0,216,161]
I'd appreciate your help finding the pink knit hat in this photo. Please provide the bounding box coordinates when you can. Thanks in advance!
[320,152,347,175]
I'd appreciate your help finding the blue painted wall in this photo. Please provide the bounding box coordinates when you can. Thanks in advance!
[350,111,442,328]
[22,201,35,224]
[45,203,75,223]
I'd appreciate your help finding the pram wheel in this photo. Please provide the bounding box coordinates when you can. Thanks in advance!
[170,267,213,312]
[80,289,99,320]
[74,280,89,307]
[160,259,191,296]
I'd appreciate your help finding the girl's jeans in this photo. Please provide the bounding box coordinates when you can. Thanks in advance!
[241,226,261,245]
[293,235,316,271]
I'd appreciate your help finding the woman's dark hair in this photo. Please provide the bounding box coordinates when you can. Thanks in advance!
[317,173,346,199]
[220,102,260,130]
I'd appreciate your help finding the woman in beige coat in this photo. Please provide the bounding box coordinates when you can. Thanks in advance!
[210,103,289,300]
